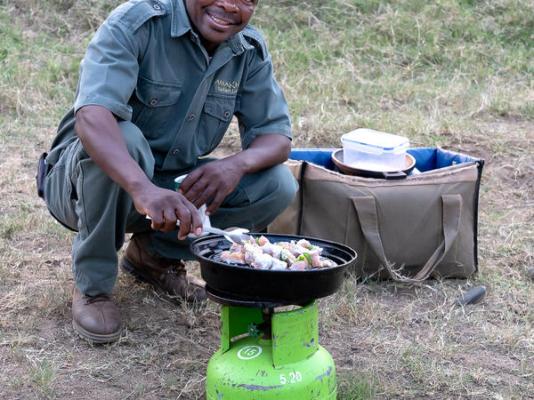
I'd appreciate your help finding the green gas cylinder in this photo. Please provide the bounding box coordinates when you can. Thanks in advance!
[206,302,336,400]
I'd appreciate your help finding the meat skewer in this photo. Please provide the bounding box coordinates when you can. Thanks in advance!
[220,236,337,271]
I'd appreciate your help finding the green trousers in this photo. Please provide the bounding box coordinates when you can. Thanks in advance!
[44,121,298,296]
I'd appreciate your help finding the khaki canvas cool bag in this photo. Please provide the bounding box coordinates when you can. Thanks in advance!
[268,148,484,282]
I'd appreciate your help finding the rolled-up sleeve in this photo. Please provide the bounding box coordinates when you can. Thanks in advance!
[73,18,141,121]
[235,50,292,150]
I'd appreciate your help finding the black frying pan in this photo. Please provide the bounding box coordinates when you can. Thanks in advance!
[190,233,357,305]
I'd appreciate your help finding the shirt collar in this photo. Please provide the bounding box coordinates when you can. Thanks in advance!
[234,31,255,54]
[170,0,253,55]
[170,0,192,38]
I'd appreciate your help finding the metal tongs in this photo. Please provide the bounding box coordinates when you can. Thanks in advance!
[202,226,251,245]
[145,215,250,244]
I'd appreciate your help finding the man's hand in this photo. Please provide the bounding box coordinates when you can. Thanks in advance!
[179,134,291,215]
[179,158,245,215]
[130,183,203,240]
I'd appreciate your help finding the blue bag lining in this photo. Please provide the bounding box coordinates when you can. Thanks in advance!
[289,147,482,172]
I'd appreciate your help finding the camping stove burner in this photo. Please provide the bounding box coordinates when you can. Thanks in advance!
[206,286,305,308]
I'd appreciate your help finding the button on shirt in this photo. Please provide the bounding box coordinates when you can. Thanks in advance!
[50,0,291,172]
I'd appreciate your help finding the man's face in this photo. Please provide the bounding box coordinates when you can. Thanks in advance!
[185,0,257,50]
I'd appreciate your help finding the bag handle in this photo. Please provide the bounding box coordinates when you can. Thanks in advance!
[351,194,462,282]
[296,161,308,235]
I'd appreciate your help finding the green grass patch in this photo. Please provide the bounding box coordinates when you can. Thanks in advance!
[0,215,24,240]
[338,372,379,400]
[1,0,532,146]
[30,359,56,398]
[252,0,533,144]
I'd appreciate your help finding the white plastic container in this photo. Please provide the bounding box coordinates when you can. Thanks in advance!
[341,128,409,171]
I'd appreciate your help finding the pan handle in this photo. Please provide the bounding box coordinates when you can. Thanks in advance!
[380,170,407,180]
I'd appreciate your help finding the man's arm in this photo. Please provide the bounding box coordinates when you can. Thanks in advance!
[75,105,203,239]
[230,133,291,174]
[179,134,291,215]
[69,11,201,238]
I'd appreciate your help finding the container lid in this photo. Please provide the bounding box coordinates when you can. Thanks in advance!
[341,128,409,151]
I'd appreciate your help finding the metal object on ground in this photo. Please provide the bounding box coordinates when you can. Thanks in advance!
[456,285,487,305]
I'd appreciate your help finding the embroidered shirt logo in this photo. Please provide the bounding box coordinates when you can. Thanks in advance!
[214,79,239,95]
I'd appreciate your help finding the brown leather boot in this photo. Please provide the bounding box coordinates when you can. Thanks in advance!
[121,235,207,303]
[72,287,122,344]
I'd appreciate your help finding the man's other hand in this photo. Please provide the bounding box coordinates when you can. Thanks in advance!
[179,158,244,215]
[179,134,291,216]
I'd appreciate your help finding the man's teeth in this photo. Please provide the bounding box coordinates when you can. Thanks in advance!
[211,15,231,26]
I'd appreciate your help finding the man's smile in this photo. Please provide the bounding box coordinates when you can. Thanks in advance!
[206,9,238,29]
[185,0,256,53]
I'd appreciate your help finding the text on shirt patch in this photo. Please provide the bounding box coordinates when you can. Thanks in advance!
[214,79,239,95]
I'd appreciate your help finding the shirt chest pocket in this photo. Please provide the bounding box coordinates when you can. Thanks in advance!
[131,77,182,138]
[197,95,235,155]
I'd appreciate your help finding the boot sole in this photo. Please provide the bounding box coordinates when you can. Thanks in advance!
[72,319,122,344]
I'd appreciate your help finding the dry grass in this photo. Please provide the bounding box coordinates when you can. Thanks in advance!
[1,0,533,399]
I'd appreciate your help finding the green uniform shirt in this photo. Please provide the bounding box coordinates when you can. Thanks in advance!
[49,0,291,171]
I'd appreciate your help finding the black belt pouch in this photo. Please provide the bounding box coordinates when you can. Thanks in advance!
[36,152,48,199]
